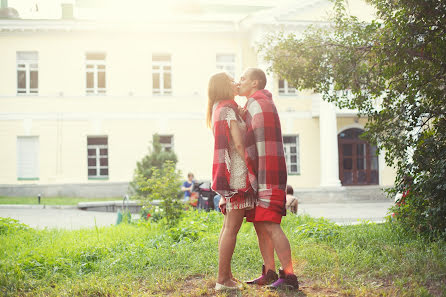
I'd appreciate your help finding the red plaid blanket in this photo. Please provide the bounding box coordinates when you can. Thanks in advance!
[211,99,253,198]
[244,90,287,216]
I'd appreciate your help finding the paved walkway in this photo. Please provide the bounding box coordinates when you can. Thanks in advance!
[0,200,394,229]
[0,207,119,229]
[299,201,394,224]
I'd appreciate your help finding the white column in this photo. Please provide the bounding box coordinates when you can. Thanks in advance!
[319,99,342,187]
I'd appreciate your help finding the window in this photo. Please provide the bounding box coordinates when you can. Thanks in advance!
[152,54,172,95]
[216,54,236,78]
[87,137,109,178]
[159,135,174,152]
[17,136,39,180]
[86,53,106,95]
[338,128,379,185]
[283,135,300,174]
[17,51,38,94]
[278,79,297,95]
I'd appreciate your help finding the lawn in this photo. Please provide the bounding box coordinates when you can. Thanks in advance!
[0,197,120,205]
[0,211,445,296]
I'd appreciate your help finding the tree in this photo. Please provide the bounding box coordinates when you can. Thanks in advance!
[130,134,178,196]
[261,0,446,237]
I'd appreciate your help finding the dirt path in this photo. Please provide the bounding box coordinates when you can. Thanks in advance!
[144,274,343,297]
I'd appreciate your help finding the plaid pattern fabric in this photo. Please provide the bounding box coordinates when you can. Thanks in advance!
[244,90,287,215]
[211,99,252,198]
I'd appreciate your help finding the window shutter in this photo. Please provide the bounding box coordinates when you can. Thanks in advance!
[17,136,39,179]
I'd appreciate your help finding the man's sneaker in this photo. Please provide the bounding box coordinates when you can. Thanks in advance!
[245,264,278,286]
[268,268,299,290]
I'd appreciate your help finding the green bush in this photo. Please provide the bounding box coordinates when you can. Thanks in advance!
[390,118,446,238]
[137,160,183,226]
[0,217,30,235]
[293,217,340,241]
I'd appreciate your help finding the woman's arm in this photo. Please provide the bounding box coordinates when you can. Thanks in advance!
[229,120,245,159]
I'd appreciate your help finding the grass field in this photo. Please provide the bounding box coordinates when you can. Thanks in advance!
[0,211,445,296]
[0,197,120,205]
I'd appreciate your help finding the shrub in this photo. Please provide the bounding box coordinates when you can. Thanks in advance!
[0,218,31,235]
[294,217,340,241]
[137,160,183,226]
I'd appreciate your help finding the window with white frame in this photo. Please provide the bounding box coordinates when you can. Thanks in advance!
[87,137,109,178]
[216,54,236,78]
[17,136,39,180]
[16,51,38,95]
[283,135,300,174]
[152,54,172,95]
[86,53,106,95]
[278,79,297,95]
[159,135,174,152]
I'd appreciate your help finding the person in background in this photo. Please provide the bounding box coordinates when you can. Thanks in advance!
[214,194,222,212]
[181,172,195,202]
[285,185,298,214]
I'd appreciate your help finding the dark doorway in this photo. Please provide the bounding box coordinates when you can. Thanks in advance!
[338,128,379,185]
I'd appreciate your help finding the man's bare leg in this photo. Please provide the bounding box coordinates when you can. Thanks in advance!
[253,221,275,272]
[254,221,294,274]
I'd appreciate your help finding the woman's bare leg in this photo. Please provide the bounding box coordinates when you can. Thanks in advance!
[217,209,245,286]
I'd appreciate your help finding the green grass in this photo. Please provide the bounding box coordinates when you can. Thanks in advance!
[0,212,445,296]
[0,197,120,205]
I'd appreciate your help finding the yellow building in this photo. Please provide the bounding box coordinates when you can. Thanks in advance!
[0,0,395,198]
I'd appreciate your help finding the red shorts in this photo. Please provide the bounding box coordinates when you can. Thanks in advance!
[245,206,283,224]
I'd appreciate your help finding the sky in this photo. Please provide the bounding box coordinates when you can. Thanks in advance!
[8,0,62,19]
[6,0,375,22]
[8,0,274,19]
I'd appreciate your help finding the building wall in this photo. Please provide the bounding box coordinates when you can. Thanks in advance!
[0,23,396,196]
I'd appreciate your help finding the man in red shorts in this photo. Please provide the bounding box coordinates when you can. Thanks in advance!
[238,68,299,290]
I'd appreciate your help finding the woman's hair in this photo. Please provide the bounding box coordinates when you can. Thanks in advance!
[286,184,294,195]
[206,72,234,128]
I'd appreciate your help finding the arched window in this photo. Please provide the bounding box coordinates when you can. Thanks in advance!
[338,128,379,185]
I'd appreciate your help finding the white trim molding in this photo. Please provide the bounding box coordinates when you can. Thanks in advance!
[337,123,365,134]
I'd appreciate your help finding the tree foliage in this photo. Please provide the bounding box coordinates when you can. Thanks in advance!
[130,134,178,196]
[261,0,446,237]
[137,160,183,226]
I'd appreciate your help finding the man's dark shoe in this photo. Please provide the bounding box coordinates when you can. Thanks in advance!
[245,264,278,286]
[268,268,299,290]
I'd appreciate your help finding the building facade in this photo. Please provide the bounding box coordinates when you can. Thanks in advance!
[0,1,395,198]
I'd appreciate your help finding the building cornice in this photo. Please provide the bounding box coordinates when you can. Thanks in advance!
[0,19,241,33]
[0,110,312,121]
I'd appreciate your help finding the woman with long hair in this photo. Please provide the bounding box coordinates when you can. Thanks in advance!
[207,72,255,291]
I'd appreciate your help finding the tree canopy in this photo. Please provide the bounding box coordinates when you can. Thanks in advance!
[261,0,446,237]
[130,134,178,196]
